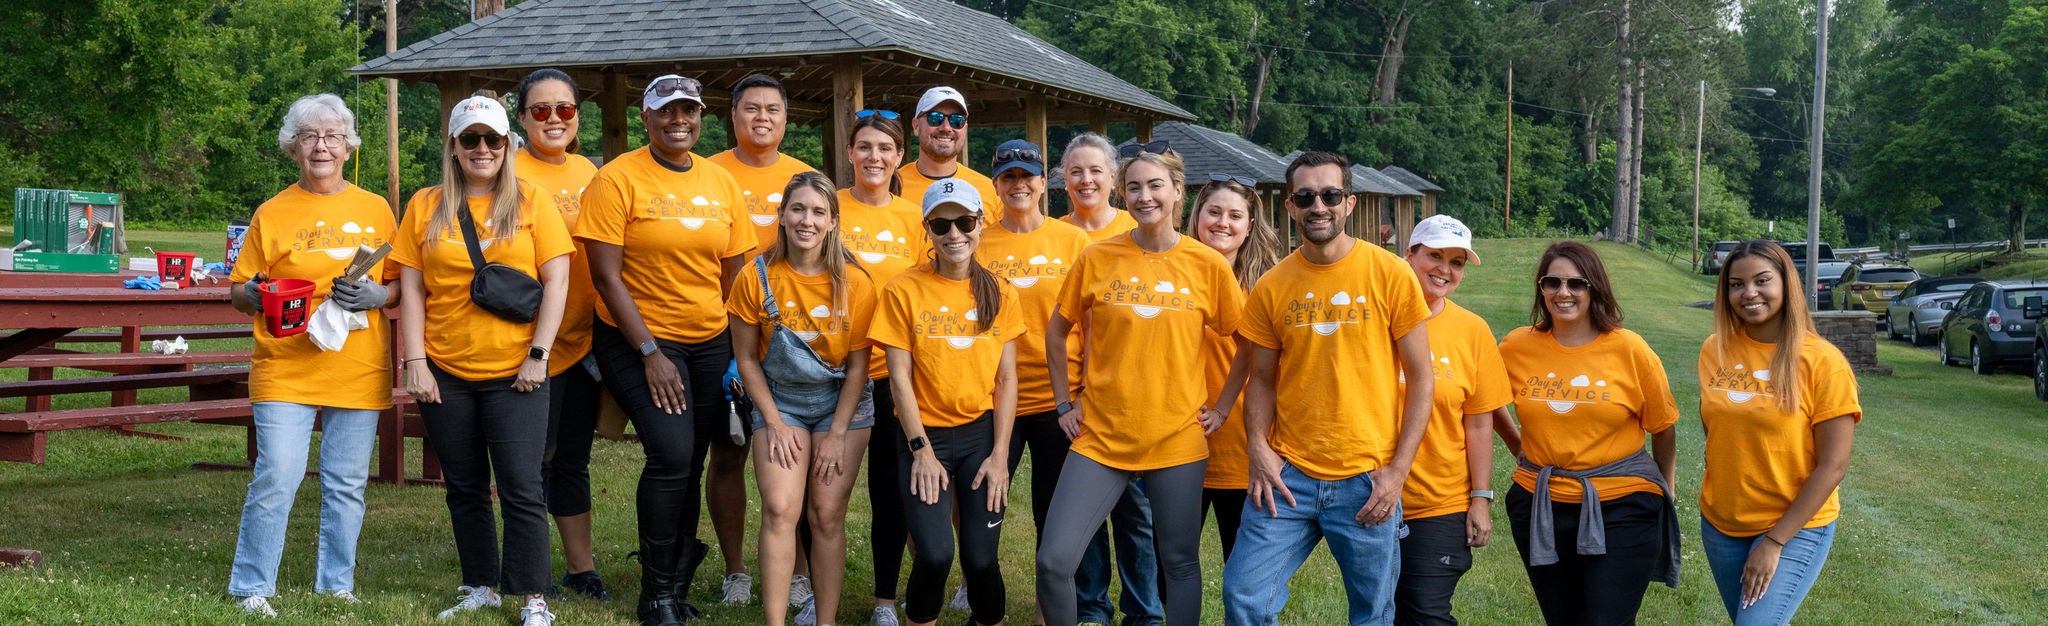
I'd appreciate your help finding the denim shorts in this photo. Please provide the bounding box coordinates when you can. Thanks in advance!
[750,380,875,433]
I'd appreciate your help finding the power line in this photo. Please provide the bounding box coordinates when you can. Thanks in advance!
[1024,0,1486,60]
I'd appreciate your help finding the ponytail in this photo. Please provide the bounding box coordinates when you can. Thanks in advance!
[967,259,1002,334]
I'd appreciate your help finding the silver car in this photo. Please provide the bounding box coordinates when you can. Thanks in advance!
[1887,276,1979,345]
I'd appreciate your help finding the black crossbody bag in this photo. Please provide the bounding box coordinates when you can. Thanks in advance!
[455,207,543,323]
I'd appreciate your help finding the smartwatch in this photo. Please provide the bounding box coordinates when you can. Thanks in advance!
[1055,400,1075,415]
[638,340,659,357]
[908,436,928,452]
[528,345,550,361]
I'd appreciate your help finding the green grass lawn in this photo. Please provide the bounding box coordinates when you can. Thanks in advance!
[1910,250,2048,280]
[3,237,2046,624]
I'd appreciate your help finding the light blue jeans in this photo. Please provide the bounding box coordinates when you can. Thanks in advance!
[227,402,379,597]
[1701,517,1836,625]
[1222,461,1403,626]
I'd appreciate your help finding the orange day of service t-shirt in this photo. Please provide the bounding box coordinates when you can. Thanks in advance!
[513,149,600,375]
[1240,243,1432,481]
[706,149,816,255]
[1058,235,1244,471]
[836,189,929,380]
[1397,300,1513,519]
[388,184,575,381]
[575,147,757,344]
[230,183,395,410]
[726,258,878,369]
[976,218,1094,415]
[899,162,1001,225]
[1697,332,1863,536]
[1500,326,1680,503]
[1200,324,1248,489]
[868,264,1026,428]
[1059,209,1140,242]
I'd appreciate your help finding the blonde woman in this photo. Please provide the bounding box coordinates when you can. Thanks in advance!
[1180,172,1277,560]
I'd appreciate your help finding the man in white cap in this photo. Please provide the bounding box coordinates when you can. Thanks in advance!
[1224,151,1436,625]
[898,86,1001,224]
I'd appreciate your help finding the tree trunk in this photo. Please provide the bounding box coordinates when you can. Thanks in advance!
[1611,0,1635,243]
[2011,202,2031,254]
[1580,94,1599,165]
[1373,13,1416,116]
[1244,47,1272,139]
[1631,64,1646,242]
[472,0,504,20]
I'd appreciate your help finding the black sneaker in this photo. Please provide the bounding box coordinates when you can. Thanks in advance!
[561,570,613,601]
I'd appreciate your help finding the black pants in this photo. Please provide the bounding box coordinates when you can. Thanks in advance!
[1006,409,1069,546]
[591,322,731,550]
[868,378,908,601]
[544,362,601,517]
[1200,488,1246,560]
[418,362,552,595]
[900,413,1005,625]
[1507,487,1665,626]
[1396,512,1472,626]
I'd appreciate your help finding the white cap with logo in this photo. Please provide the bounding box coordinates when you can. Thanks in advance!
[920,178,983,217]
[447,95,512,138]
[1408,214,1481,265]
[916,86,969,116]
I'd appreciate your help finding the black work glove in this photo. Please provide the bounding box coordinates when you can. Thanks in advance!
[241,275,268,313]
[328,277,389,312]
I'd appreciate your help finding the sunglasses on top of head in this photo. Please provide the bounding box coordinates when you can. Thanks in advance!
[1539,275,1593,293]
[457,132,507,150]
[1289,188,1348,209]
[926,215,981,236]
[857,109,900,120]
[524,103,578,122]
[650,77,701,99]
[1208,172,1256,187]
[922,111,968,129]
[994,148,1042,164]
[1117,140,1170,159]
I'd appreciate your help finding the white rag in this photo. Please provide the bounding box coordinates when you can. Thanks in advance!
[308,285,370,352]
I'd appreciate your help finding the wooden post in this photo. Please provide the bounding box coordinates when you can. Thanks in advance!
[436,73,471,138]
[1504,63,1513,232]
[1363,194,1385,247]
[602,70,628,160]
[1421,192,1437,219]
[828,59,864,187]
[1135,118,1154,143]
[1088,109,1108,136]
[1395,196,1416,252]
[1025,93,1048,212]
[384,0,399,215]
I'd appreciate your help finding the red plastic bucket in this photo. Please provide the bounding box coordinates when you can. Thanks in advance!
[155,252,196,288]
[260,278,317,338]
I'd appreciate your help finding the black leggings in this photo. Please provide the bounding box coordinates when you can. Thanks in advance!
[868,378,909,601]
[418,362,551,595]
[1507,486,1666,626]
[1200,487,1246,560]
[900,413,1005,625]
[544,362,601,517]
[591,323,731,549]
[1396,512,1472,626]
[1006,409,1069,544]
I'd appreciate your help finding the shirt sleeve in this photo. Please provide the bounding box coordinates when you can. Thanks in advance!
[846,270,878,352]
[1382,253,1432,340]
[1804,342,1864,425]
[529,191,575,265]
[1633,333,1682,434]
[386,190,435,272]
[575,173,630,246]
[995,284,1028,343]
[1463,318,1513,415]
[1209,258,1246,337]
[1055,247,1095,324]
[726,261,765,325]
[1237,278,1280,350]
[867,280,915,352]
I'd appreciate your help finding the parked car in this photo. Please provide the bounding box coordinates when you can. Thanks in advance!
[1704,240,1739,275]
[1887,276,1979,345]
[1832,263,1923,313]
[2035,315,2048,400]
[1783,241,1838,278]
[1811,261,1852,311]
[1938,279,2048,375]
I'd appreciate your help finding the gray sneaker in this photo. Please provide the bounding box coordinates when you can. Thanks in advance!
[872,604,901,626]
[793,596,817,626]
[330,590,362,604]
[436,585,501,620]
[519,598,556,626]
[720,572,753,606]
[235,596,277,618]
[949,584,971,610]
[788,574,814,607]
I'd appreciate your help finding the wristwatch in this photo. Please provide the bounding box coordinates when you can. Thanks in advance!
[528,345,550,361]
[1055,400,1075,415]
[638,340,659,357]
[1470,489,1496,500]
[907,436,928,452]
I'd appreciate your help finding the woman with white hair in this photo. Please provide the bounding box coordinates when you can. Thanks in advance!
[226,93,395,617]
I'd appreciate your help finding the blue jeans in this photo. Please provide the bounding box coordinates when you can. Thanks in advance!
[227,402,379,596]
[1701,518,1836,625]
[1223,461,1402,626]
[1076,479,1163,625]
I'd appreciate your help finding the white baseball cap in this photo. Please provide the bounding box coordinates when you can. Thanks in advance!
[447,95,511,138]
[1408,214,1480,265]
[920,177,983,217]
[916,86,968,116]
[643,74,704,111]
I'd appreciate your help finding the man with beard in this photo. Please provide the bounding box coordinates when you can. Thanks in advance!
[1222,151,1437,625]
[898,86,1001,225]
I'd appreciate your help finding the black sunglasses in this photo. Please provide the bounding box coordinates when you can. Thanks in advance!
[1118,140,1171,159]
[922,111,968,129]
[1289,187,1348,209]
[1539,275,1594,293]
[994,148,1042,164]
[524,103,577,122]
[857,109,900,120]
[650,76,701,99]
[457,132,507,150]
[1208,172,1256,187]
[926,215,981,236]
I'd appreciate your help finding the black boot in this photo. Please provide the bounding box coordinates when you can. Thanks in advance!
[633,539,684,626]
[668,538,710,621]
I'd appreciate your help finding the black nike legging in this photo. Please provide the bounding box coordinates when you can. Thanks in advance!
[899,412,1005,626]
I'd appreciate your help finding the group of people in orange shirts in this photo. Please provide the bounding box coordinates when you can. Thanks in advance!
[223,68,1861,626]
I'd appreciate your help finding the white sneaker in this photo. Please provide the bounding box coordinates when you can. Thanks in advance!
[330,590,362,604]
[949,584,971,610]
[720,572,753,606]
[519,597,556,626]
[436,585,501,620]
[872,604,900,626]
[236,596,277,618]
[793,596,818,626]
[788,574,814,607]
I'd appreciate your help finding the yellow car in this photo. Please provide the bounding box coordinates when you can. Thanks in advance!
[1832,263,1923,312]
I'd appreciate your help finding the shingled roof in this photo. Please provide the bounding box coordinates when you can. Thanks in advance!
[1379,166,1446,193]
[1052,122,1288,190]
[351,0,1193,124]
[1353,165,1420,197]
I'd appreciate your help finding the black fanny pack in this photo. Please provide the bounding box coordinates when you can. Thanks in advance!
[456,205,542,323]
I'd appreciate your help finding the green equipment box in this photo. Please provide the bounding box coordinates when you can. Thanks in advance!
[4,251,120,273]
[12,188,125,255]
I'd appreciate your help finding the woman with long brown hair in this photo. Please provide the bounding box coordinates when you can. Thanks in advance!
[1180,172,1277,559]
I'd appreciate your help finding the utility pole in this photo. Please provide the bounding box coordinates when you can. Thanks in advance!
[1806,0,1829,308]
[1693,79,1705,271]
[385,0,399,215]
[1505,64,1514,232]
